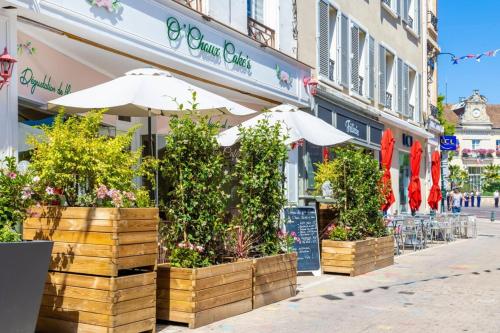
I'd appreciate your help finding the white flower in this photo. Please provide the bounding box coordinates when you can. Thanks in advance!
[33,176,40,183]
[45,186,55,195]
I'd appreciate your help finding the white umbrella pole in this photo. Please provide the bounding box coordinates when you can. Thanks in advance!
[147,109,159,206]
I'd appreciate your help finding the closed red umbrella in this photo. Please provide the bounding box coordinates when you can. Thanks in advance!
[408,141,423,212]
[380,129,395,211]
[427,151,442,210]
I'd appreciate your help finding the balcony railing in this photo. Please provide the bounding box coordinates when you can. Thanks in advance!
[248,17,275,47]
[407,15,414,29]
[385,92,392,110]
[358,76,364,96]
[430,104,439,118]
[409,104,415,118]
[429,11,438,31]
[174,0,203,12]
[328,59,335,82]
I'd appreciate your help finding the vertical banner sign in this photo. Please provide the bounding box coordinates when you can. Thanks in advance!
[440,136,457,151]
[283,207,321,272]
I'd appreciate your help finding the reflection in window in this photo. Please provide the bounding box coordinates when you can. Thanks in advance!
[398,152,410,213]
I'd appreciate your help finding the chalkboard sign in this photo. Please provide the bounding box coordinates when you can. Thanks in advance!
[284,206,321,272]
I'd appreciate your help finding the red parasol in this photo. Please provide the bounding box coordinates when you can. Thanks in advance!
[408,141,423,212]
[427,151,442,210]
[380,129,395,211]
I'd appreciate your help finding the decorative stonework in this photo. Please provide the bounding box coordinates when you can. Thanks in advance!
[461,90,492,125]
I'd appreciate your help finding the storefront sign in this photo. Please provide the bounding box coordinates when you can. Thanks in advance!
[166,16,251,70]
[337,114,367,140]
[19,67,72,96]
[440,135,457,151]
[402,133,413,147]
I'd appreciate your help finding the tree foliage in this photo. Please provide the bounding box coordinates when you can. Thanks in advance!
[437,95,455,135]
[314,146,386,241]
[449,165,469,190]
[232,118,288,256]
[482,164,500,193]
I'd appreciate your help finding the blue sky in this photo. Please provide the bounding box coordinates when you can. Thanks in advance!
[438,1,500,104]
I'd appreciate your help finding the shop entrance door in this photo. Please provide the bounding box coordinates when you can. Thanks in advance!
[398,152,410,213]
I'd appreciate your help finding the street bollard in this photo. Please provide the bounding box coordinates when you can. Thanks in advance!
[491,211,496,222]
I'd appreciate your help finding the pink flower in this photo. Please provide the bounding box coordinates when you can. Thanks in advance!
[280,70,290,83]
[8,172,16,179]
[195,245,204,253]
[21,187,33,200]
[293,236,301,244]
[45,186,55,195]
[95,0,113,11]
[124,191,136,201]
[96,185,108,199]
[290,231,297,238]
[107,189,123,207]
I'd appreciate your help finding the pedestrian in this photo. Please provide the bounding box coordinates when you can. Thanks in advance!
[470,191,475,207]
[476,189,481,208]
[464,191,469,207]
[494,190,499,208]
[446,190,452,211]
[452,188,463,214]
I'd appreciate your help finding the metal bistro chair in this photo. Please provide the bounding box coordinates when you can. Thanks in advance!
[402,217,424,251]
[388,217,405,255]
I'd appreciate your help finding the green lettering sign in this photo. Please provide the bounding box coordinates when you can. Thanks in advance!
[166,16,251,70]
[19,67,72,96]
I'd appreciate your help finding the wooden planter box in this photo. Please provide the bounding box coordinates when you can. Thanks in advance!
[23,206,159,276]
[156,261,253,329]
[322,236,394,277]
[252,252,297,309]
[36,271,156,333]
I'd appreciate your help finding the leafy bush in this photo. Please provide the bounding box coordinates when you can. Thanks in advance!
[0,157,35,242]
[482,164,500,193]
[315,146,386,241]
[28,110,152,207]
[160,116,229,267]
[232,118,288,256]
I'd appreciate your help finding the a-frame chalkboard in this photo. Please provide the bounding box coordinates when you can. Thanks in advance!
[284,206,321,273]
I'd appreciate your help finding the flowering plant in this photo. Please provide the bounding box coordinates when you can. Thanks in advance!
[0,157,36,242]
[326,224,351,241]
[169,241,210,268]
[277,229,301,253]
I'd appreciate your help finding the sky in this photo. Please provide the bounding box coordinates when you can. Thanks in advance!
[438,1,500,104]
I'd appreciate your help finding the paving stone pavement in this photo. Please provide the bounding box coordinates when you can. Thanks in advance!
[158,219,500,333]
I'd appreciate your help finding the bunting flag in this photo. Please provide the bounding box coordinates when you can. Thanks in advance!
[451,49,500,64]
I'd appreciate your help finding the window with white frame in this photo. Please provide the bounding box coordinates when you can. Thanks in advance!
[379,46,396,110]
[403,0,421,35]
[247,0,277,47]
[351,23,367,97]
[381,0,399,16]
[408,67,416,120]
[472,139,480,150]
[318,2,339,83]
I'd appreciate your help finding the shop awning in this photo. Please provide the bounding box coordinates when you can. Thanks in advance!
[217,104,353,146]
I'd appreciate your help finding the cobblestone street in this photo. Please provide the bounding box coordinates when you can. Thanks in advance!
[159,219,500,333]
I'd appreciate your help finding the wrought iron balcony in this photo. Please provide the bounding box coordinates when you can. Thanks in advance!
[430,104,439,118]
[407,15,414,29]
[382,0,391,7]
[358,76,364,96]
[174,0,203,12]
[385,92,392,110]
[328,59,335,82]
[429,11,438,31]
[248,17,275,47]
[409,104,415,118]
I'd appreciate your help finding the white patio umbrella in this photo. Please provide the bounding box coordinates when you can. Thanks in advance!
[48,68,256,204]
[217,104,353,146]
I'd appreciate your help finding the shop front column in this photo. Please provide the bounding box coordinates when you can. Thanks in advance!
[0,9,18,158]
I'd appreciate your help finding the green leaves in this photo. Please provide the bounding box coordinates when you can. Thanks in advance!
[315,146,386,241]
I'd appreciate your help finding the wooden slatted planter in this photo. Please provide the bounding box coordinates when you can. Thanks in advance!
[36,271,156,333]
[252,252,297,309]
[23,206,159,276]
[156,261,253,329]
[322,236,394,276]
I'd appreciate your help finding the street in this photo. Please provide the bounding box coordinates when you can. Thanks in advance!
[159,219,500,333]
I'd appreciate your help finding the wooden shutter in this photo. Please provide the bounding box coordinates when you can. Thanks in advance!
[402,0,409,23]
[368,36,375,100]
[319,1,329,77]
[416,73,422,122]
[340,14,349,87]
[351,24,359,93]
[396,0,401,16]
[415,0,421,35]
[403,63,410,117]
[397,57,403,114]
[379,45,386,106]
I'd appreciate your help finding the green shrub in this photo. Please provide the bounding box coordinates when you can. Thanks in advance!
[315,146,386,241]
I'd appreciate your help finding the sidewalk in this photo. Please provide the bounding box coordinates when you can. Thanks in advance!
[158,219,500,333]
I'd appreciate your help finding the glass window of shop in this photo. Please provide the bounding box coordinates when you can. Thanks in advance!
[468,166,482,191]
[398,152,410,213]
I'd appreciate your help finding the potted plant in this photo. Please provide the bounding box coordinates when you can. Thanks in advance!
[0,156,53,333]
[232,119,298,309]
[156,115,253,329]
[23,110,158,332]
[315,146,393,276]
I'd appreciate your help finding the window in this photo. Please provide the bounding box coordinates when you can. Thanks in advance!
[472,139,480,150]
[403,0,421,35]
[468,167,482,191]
[247,0,264,22]
[496,139,500,150]
[247,0,275,47]
[379,46,395,110]
[319,2,339,83]
[381,0,399,16]
[351,23,374,99]
[398,152,410,213]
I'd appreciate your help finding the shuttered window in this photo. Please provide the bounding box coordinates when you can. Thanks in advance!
[415,0,421,35]
[397,57,403,115]
[351,24,360,94]
[416,73,422,122]
[379,45,386,106]
[396,0,401,16]
[318,1,329,77]
[402,0,409,24]
[368,36,375,100]
[403,63,410,117]
[340,14,349,87]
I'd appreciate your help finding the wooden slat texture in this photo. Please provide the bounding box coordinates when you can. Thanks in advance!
[156,261,253,328]
[321,237,395,276]
[252,253,298,309]
[28,206,159,220]
[36,316,156,333]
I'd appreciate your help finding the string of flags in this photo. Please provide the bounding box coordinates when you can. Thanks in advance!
[452,49,500,64]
